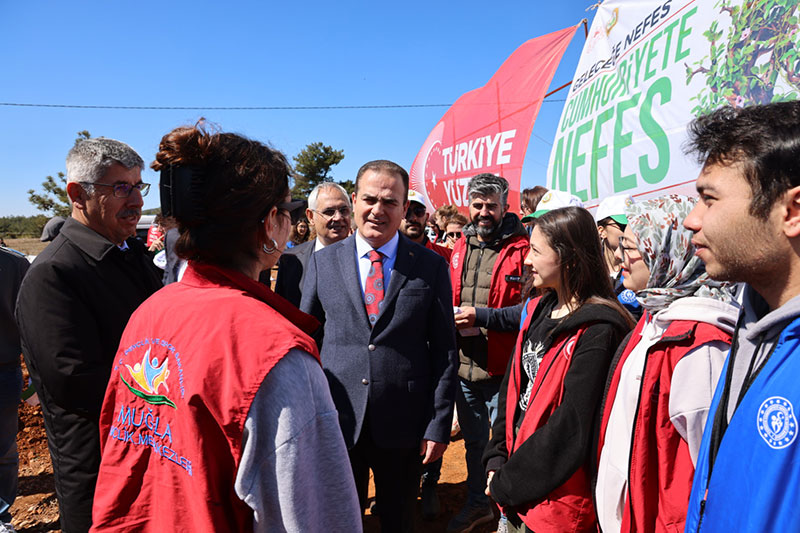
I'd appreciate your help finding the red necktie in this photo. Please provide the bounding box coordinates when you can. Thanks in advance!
[365,250,384,327]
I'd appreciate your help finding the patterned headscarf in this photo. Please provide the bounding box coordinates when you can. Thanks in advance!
[626,194,731,312]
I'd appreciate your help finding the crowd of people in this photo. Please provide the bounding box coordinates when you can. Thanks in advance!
[2,100,800,533]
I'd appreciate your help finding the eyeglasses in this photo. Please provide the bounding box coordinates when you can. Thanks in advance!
[313,206,351,220]
[618,236,638,258]
[446,231,462,240]
[81,182,150,198]
[276,200,305,224]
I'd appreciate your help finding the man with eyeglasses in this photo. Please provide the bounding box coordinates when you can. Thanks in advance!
[15,138,162,532]
[273,182,352,307]
[400,190,451,263]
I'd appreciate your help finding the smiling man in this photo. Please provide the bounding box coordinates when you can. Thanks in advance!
[15,138,162,533]
[682,101,800,532]
[301,160,458,532]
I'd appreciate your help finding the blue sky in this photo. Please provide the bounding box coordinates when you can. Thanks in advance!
[0,1,596,217]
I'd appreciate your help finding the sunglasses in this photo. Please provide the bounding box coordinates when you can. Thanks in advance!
[405,205,427,218]
[446,231,462,240]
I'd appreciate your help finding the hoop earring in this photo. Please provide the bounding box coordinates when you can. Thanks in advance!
[262,238,278,255]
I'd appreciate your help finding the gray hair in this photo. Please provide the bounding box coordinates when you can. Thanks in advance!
[307,181,351,211]
[468,173,509,207]
[66,138,144,195]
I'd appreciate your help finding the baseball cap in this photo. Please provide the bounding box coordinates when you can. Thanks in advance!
[407,190,429,209]
[522,190,585,222]
[594,194,634,226]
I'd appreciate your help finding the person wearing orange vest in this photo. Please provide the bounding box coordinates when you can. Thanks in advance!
[91,123,361,532]
[483,206,632,533]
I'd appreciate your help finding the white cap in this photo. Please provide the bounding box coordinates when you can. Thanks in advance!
[407,190,429,209]
[523,190,585,221]
[594,194,634,225]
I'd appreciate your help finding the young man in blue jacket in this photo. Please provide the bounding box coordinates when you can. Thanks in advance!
[682,100,800,532]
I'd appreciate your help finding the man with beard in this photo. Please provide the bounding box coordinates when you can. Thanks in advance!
[400,190,451,262]
[15,138,162,532]
[273,182,352,307]
[446,174,529,532]
[682,101,800,532]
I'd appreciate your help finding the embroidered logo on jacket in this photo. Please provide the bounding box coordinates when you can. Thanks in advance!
[121,346,176,409]
[757,396,797,449]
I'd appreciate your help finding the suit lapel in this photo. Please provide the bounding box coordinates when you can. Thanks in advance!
[338,236,371,327]
[378,235,414,323]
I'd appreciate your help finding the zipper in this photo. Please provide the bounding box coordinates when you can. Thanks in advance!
[697,489,708,531]
[468,246,485,381]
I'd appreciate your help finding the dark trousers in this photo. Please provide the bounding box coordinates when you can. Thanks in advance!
[39,399,99,533]
[350,416,422,533]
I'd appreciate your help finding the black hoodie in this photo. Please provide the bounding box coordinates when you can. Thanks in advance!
[483,292,631,510]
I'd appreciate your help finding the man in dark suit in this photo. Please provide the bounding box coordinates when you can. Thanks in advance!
[274,182,351,306]
[301,160,458,532]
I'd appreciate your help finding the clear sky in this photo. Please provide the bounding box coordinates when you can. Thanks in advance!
[0,0,597,217]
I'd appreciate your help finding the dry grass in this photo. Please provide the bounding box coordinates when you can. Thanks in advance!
[5,238,49,257]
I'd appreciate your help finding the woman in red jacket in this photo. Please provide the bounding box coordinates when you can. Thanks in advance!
[484,206,634,533]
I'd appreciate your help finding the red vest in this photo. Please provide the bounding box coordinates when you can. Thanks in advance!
[596,314,732,533]
[450,233,529,375]
[91,263,320,532]
[502,297,594,532]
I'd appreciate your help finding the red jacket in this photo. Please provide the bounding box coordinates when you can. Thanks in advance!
[450,232,528,375]
[501,297,594,532]
[596,315,732,533]
[91,263,320,532]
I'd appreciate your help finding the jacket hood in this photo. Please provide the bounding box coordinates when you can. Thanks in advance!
[463,212,528,245]
[654,296,740,335]
[741,284,800,343]
[542,292,632,339]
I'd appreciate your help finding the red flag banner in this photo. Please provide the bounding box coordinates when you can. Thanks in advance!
[410,24,580,213]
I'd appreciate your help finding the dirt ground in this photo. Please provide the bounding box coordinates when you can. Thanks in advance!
[12,362,497,532]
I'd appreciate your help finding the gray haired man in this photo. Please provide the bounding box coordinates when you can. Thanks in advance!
[15,138,162,532]
[272,182,352,307]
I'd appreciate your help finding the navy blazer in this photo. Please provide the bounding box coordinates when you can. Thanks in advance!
[301,232,458,449]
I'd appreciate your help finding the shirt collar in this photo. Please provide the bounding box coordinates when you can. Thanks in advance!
[355,230,399,260]
[59,217,126,261]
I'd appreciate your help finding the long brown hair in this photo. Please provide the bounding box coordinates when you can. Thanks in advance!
[534,207,635,327]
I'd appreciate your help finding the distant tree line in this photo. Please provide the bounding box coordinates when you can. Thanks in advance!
[0,215,49,238]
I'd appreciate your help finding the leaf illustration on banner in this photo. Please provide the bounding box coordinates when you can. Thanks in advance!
[687,0,800,116]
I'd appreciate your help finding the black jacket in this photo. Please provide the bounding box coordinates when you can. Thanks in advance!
[483,292,631,509]
[0,247,29,366]
[272,239,315,308]
[15,217,162,532]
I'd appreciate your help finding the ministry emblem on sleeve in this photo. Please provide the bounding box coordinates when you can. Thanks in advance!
[757,396,797,449]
